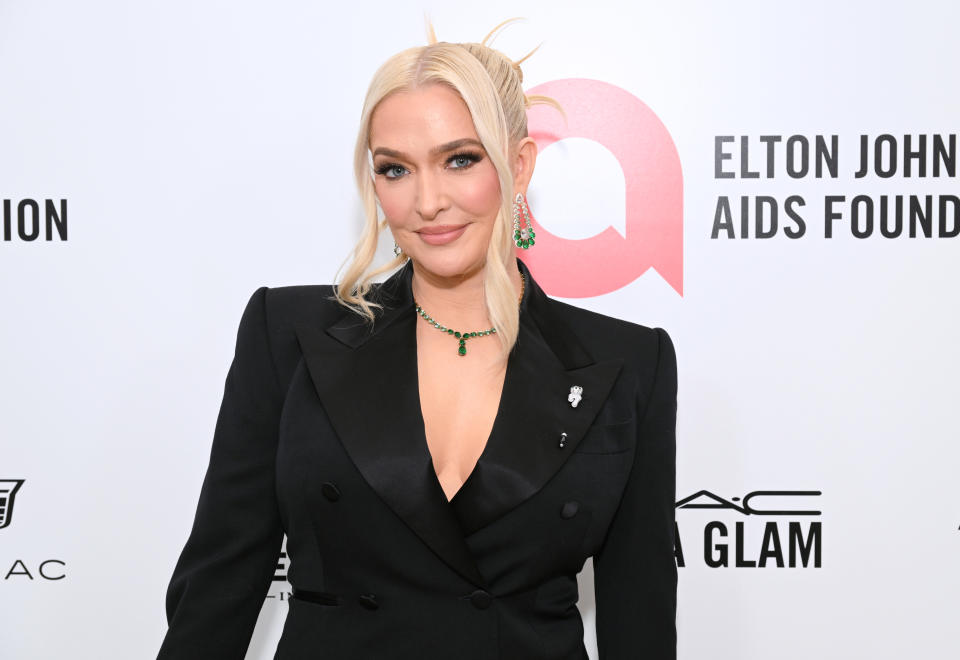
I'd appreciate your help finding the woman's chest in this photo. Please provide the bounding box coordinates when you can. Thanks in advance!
[416,340,508,501]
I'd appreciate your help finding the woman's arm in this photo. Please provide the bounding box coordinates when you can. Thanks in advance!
[593,326,678,659]
[157,286,285,659]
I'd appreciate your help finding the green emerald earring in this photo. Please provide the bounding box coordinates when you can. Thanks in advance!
[513,192,535,249]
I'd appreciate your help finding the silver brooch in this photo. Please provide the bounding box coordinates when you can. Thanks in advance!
[568,385,583,408]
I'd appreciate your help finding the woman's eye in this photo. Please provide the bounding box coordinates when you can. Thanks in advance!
[375,163,407,179]
[448,152,481,169]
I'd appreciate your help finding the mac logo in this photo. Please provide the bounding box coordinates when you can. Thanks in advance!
[675,489,823,568]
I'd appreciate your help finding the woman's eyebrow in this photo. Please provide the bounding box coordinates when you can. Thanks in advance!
[372,138,484,159]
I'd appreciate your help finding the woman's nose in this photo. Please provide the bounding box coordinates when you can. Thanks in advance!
[415,170,446,219]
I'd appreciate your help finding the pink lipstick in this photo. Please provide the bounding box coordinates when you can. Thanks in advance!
[417,224,468,246]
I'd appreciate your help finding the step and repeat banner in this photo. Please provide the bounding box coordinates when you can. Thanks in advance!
[2,1,957,658]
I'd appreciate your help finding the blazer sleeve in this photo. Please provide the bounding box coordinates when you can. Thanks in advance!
[157,286,285,659]
[593,326,678,659]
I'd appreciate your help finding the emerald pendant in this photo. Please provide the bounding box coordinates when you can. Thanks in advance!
[413,272,525,356]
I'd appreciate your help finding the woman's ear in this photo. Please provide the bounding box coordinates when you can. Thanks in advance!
[511,137,539,196]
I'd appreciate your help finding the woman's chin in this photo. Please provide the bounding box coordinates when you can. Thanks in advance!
[410,250,486,280]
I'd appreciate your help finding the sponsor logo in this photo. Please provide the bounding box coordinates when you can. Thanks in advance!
[676,490,822,568]
[0,479,24,530]
[1,480,67,582]
[524,78,683,297]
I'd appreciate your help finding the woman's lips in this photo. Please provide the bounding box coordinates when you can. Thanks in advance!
[417,224,468,245]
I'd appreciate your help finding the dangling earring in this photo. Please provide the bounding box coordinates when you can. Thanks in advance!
[393,240,403,257]
[513,192,535,249]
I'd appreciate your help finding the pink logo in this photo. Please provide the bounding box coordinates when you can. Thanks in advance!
[520,78,683,297]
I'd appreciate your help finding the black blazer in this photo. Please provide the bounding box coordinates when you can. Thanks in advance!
[157,256,677,660]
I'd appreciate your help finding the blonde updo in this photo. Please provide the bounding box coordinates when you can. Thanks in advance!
[331,17,564,363]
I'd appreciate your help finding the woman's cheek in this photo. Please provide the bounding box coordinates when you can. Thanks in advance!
[456,168,502,217]
[375,185,410,224]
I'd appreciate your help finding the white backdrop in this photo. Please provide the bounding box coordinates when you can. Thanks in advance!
[1,1,957,658]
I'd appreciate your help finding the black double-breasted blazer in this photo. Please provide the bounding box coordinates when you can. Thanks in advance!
[156,256,677,660]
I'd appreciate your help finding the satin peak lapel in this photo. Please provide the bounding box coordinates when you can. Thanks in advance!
[294,258,624,589]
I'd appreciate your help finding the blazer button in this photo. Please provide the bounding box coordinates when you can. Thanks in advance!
[321,482,341,501]
[560,501,579,519]
[469,589,493,610]
[358,593,379,610]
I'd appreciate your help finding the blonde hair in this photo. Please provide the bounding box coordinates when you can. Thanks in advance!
[331,16,565,362]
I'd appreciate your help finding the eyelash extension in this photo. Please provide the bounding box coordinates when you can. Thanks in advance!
[374,151,484,178]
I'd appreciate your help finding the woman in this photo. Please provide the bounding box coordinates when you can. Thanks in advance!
[157,18,677,660]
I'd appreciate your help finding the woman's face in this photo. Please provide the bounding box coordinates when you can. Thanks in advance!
[369,83,503,281]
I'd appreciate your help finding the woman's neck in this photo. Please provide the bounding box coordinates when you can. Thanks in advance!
[409,259,520,331]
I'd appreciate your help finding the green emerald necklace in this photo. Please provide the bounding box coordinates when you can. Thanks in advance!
[413,272,525,356]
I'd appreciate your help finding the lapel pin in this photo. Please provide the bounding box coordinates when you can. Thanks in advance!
[568,385,583,408]
[559,432,567,448]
